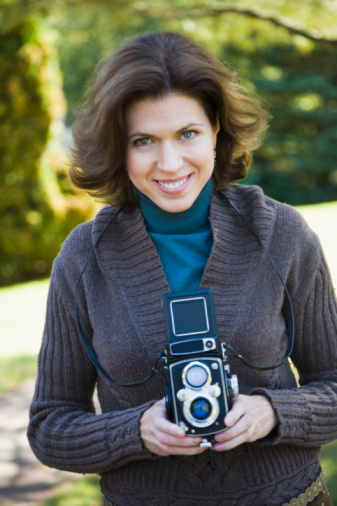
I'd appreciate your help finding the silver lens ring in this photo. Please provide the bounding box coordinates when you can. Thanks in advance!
[182,361,211,389]
[183,393,220,428]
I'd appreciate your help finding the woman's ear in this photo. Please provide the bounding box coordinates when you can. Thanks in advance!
[213,115,220,145]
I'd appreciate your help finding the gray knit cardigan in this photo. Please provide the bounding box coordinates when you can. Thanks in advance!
[28,184,337,505]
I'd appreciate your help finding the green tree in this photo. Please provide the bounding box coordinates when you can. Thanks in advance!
[222,41,337,204]
[51,5,163,119]
[1,0,337,45]
[0,19,94,285]
[48,3,337,205]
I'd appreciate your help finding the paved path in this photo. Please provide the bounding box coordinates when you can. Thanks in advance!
[0,378,79,505]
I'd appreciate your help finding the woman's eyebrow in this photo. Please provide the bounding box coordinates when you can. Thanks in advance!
[176,122,203,134]
[128,122,204,140]
[127,131,151,139]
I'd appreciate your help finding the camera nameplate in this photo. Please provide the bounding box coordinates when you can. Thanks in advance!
[169,337,217,357]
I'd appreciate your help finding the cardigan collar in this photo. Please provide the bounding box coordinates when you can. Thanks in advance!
[91,184,275,360]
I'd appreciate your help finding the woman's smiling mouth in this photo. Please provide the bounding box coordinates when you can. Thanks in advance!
[157,176,189,190]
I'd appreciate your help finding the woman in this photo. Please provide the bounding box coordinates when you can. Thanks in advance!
[28,32,337,505]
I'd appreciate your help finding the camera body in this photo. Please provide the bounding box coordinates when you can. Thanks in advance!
[163,289,238,444]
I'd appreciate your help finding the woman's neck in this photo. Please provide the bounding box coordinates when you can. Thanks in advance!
[136,177,214,234]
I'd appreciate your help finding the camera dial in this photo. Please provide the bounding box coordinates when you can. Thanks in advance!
[210,384,221,397]
[177,389,188,402]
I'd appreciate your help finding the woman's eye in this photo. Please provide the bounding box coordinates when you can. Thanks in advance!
[135,137,151,147]
[181,130,196,140]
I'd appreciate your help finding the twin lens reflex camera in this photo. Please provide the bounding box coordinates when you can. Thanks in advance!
[162,289,239,447]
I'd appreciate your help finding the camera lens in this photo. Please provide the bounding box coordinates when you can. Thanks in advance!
[185,364,208,388]
[190,397,212,421]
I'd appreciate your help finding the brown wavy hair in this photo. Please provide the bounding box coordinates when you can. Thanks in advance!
[70,31,269,208]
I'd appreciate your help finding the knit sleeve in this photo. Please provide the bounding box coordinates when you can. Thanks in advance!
[253,250,337,447]
[27,259,158,475]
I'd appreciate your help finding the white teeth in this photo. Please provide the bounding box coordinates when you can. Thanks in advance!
[158,176,188,189]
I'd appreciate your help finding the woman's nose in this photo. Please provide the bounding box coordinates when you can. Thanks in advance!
[156,142,183,172]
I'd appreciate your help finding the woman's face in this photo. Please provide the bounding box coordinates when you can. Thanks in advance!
[125,93,219,213]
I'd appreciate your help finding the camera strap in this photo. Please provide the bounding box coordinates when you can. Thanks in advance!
[75,207,164,387]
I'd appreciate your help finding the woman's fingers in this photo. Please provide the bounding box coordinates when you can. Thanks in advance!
[140,399,207,456]
[141,394,277,455]
[224,396,246,427]
[212,394,278,451]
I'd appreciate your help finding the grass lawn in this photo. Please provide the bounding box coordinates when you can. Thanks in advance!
[0,278,49,357]
[0,200,336,503]
[36,476,102,506]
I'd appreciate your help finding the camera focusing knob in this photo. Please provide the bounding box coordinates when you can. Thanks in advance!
[210,384,221,398]
[177,389,188,402]
[228,375,239,397]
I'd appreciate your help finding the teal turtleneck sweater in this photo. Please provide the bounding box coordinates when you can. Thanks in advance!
[136,178,213,293]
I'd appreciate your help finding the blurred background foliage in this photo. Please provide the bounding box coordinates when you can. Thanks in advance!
[0,0,337,286]
[0,19,95,286]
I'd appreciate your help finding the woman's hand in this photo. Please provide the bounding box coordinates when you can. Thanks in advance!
[212,394,278,452]
[140,399,208,456]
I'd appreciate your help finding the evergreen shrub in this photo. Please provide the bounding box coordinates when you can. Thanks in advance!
[222,42,337,205]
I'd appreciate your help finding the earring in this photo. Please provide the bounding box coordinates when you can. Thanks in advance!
[213,148,217,161]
